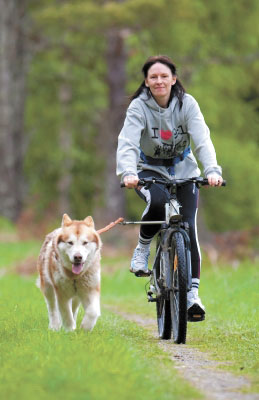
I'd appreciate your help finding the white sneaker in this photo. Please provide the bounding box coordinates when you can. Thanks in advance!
[130,247,150,275]
[187,291,205,322]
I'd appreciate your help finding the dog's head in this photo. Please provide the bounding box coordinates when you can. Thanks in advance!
[56,214,102,275]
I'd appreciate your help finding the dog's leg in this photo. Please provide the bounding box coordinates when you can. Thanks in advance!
[56,295,76,331]
[80,289,100,331]
[72,297,80,323]
[42,284,61,331]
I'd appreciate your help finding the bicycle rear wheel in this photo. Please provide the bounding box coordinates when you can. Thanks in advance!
[170,232,188,344]
[155,235,172,339]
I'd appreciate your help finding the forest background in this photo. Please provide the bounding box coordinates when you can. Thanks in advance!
[0,0,258,260]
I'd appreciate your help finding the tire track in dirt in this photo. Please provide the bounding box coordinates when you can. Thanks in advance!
[105,305,259,400]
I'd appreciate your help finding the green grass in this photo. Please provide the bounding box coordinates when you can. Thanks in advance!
[0,275,200,400]
[188,263,259,391]
[0,241,41,268]
[0,216,16,233]
[102,259,259,392]
[1,238,258,397]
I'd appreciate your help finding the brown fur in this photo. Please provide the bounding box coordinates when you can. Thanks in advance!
[37,214,102,332]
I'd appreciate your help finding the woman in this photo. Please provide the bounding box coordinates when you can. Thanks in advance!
[116,55,223,320]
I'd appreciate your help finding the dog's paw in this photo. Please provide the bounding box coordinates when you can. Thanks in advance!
[63,323,76,332]
[80,320,96,331]
[49,323,62,331]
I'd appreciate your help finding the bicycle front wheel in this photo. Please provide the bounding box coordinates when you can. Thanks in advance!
[156,293,171,339]
[155,235,172,340]
[170,231,188,344]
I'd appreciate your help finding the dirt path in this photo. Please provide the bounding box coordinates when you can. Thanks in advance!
[105,305,259,400]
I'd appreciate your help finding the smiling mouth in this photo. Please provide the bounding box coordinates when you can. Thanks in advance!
[72,262,84,275]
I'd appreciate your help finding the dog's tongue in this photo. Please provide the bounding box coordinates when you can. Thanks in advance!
[72,263,83,275]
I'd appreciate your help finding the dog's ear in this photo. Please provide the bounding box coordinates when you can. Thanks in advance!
[84,216,95,228]
[93,232,102,250]
[62,213,72,227]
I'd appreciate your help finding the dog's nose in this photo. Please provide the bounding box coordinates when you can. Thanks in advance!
[74,253,82,263]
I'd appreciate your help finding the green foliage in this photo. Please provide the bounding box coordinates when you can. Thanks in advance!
[125,0,259,231]
[200,137,259,231]
[25,32,106,217]
[24,0,259,230]
[33,0,169,32]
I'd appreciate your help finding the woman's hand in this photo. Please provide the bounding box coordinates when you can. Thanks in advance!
[207,173,223,187]
[123,175,139,188]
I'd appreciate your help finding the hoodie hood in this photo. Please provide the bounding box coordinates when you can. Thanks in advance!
[139,90,179,115]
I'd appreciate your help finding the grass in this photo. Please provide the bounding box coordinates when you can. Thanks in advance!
[102,258,259,392]
[188,263,259,391]
[0,238,258,397]
[0,241,41,269]
[0,261,200,400]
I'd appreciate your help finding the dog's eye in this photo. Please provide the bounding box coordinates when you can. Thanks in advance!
[67,241,74,245]
[83,241,88,246]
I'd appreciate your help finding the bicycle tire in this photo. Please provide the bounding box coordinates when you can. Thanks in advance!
[170,231,188,344]
[155,235,172,339]
[156,292,172,339]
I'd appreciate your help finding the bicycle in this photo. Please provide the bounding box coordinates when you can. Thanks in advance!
[121,176,226,344]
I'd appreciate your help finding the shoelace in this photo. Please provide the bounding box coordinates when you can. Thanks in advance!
[133,248,149,266]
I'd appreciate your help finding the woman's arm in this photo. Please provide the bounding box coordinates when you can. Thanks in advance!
[116,105,145,181]
[185,95,222,185]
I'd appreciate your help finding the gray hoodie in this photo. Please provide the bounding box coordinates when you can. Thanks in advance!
[116,90,222,180]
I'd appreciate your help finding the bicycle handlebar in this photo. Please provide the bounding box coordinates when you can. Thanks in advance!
[120,177,226,188]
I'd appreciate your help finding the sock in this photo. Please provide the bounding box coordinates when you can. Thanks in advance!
[137,235,152,250]
[191,278,200,295]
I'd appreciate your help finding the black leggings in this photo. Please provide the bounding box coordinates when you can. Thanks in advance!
[136,170,201,280]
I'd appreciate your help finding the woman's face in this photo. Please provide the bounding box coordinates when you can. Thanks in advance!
[145,62,176,107]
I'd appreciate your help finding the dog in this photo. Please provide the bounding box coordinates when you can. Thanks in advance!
[37,214,102,332]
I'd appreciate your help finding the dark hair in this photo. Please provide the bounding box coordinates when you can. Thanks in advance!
[130,55,185,109]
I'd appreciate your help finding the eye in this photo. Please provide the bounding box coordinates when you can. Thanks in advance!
[67,241,74,245]
[82,241,88,246]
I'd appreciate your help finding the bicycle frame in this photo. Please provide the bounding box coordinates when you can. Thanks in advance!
[120,176,226,342]
[147,213,192,304]
[121,181,193,295]
[120,175,226,283]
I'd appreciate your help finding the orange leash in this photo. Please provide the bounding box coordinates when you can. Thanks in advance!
[97,217,124,234]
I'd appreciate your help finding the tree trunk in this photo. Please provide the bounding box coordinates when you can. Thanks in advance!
[0,0,27,221]
[57,80,73,216]
[102,27,127,223]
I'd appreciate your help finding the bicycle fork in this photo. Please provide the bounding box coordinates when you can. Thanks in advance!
[147,225,192,303]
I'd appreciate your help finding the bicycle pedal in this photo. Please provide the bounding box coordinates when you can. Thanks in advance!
[134,270,151,277]
[147,294,157,302]
[188,314,205,322]
[187,304,205,322]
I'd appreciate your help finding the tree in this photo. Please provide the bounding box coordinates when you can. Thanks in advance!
[23,0,259,232]
[0,0,27,221]
[27,0,168,223]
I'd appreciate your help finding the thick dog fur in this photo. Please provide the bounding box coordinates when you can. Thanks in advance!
[37,214,102,332]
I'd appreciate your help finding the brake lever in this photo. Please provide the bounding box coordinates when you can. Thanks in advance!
[144,182,153,190]
[138,179,152,190]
